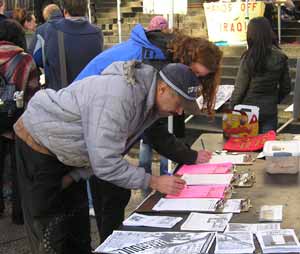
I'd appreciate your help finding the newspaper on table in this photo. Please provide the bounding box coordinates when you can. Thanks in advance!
[152,198,219,212]
[94,231,216,254]
[123,213,183,228]
[225,223,281,234]
[215,231,255,254]
[256,229,300,253]
[181,212,232,232]
[197,84,234,110]
[181,174,234,186]
[259,205,283,222]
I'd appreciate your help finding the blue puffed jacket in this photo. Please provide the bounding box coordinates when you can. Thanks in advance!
[75,24,166,80]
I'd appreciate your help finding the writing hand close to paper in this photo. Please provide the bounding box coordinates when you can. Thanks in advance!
[196,150,212,163]
[150,175,186,195]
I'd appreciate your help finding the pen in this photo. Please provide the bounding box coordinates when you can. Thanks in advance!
[201,138,206,150]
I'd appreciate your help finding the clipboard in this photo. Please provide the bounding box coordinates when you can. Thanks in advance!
[231,170,255,187]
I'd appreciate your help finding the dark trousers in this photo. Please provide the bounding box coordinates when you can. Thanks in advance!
[0,136,23,223]
[15,137,91,254]
[259,115,278,134]
[90,176,131,242]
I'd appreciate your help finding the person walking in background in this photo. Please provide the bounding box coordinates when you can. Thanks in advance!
[29,0,103,90]
[0,19,40,223]
[76,22,222,241]
[230,17,291,133]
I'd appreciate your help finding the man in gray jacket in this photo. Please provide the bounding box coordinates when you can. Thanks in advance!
[14,61,210,254]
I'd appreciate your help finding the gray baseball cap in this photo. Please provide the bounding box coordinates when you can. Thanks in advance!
[159,63,202,115]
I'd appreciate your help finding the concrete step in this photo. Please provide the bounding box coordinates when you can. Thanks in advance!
[281,20,300,29]
[96,0,141,11]
[222,57,297,67]
[221,45,300,58]
[275,28,300,36]
[104,35,130,43]
[221,65,296,79]
[280,35,300,43]
[97,14,154,26]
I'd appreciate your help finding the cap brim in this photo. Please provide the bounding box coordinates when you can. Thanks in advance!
[181,97,202,115]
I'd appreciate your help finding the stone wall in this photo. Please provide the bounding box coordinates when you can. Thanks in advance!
[177,6,208,38]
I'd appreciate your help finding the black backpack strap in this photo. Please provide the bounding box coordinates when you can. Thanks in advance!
[4,53,24,82]
[57,30,68,87]
[142,47,157,60]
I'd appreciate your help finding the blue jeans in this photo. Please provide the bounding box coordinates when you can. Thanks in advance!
[259,116,278,134]
[86,180,93,209]
[138,140,168,175]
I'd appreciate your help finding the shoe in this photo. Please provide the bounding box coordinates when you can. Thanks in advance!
[12,214,24,225]
[0,198,4,216]
[89,208,95,217]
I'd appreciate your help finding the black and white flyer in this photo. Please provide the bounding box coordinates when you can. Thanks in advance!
[94,231,215,254]
[215,231,255,254]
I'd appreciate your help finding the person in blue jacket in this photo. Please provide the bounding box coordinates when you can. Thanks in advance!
[76,23,223,241]
[76,23,166,80]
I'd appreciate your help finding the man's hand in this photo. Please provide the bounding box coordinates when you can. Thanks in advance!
[61,174,74,190]
[149,175,185,195]
[196,150,212,163]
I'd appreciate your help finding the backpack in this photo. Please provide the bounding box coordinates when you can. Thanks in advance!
[0,53,24,134]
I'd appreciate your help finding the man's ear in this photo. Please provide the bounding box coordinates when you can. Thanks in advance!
[157,81,167,95]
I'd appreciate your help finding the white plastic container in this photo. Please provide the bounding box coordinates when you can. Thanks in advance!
[263,141,300,174]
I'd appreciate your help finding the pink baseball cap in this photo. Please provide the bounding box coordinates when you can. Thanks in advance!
[148,16,168,31]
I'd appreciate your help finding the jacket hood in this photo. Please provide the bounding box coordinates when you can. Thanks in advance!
[102,61,158,115]
[129,24,165,58]
[0,41,24,66]
[50,18,101,35]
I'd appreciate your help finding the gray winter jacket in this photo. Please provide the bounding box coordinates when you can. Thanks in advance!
[17,61,161,190]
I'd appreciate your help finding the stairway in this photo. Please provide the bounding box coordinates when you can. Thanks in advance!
[186,45,300,134]
[94,1,300,133]
[95,0,154,48]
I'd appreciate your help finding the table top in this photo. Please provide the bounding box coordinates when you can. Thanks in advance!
[120,133,300,253]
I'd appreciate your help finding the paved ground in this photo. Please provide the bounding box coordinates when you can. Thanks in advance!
[0,130,200,253]
[0,150,157,253]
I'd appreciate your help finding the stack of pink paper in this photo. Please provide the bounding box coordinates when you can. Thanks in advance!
[166,185,228,199]
[176,162,233,175]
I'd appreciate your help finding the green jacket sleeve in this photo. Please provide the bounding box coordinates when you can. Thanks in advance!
[230,57,251,107]
[144,119,198,165]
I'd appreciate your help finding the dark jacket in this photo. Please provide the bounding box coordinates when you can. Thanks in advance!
[30,17,103,90]
[0,14,6,22]
[231,47,291,117]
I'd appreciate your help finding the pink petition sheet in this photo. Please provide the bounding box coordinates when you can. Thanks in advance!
[166,185,228,199]
[176,163,233,175]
